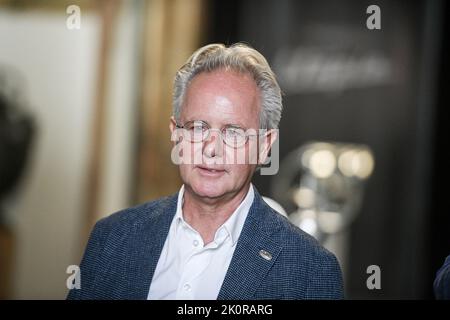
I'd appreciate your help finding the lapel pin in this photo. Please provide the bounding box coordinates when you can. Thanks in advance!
[259,249,272,261]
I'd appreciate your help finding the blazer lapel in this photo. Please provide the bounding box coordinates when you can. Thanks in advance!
[218,191,283,300]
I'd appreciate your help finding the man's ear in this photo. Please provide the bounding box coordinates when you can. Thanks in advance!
[258,129,278,165]
[169,116,179,144]
[169,116,176,133]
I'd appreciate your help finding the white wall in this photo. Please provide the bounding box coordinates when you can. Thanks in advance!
[0,10,101,299]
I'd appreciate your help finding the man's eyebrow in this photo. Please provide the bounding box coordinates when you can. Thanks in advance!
[217,122,249,129]
[179,118,204,124]
[226,123,247,129]
[181,118,248,128]
[218,117,247,128]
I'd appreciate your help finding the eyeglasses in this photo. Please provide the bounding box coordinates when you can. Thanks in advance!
[176,120,262,148]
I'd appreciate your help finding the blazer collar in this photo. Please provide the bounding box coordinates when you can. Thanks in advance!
[218,189,284,299]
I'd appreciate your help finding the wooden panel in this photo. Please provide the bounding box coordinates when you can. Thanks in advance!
[0,226,13,299]
[136,0,206,202]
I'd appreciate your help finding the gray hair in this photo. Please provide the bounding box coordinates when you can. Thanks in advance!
[173,43,282,129]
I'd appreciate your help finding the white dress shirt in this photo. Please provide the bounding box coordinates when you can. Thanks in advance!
[147,184,255,300]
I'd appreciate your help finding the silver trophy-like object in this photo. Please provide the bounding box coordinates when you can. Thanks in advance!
[272,142,375,243]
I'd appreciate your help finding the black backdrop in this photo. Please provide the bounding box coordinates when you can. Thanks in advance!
[205,0,449,299]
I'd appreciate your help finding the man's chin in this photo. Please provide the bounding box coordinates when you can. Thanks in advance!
[189,183,227,200]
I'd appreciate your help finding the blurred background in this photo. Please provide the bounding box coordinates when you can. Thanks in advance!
[0,0,448,299]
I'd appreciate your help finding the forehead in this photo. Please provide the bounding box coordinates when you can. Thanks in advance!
[182,69,260,127]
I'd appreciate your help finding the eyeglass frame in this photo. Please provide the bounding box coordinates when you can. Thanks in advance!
[175,119,267,148]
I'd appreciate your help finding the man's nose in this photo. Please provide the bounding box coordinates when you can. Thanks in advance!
[203,129,224,158]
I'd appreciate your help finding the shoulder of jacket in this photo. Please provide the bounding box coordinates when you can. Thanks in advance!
[93,193,176,232]
[264,206,337,263]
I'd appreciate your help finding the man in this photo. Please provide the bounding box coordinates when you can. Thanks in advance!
[434,255,450,299]
[67,43,344,300]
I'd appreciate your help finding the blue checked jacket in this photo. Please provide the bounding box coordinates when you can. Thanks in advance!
[67,188,344,300]
[434,255,450,299]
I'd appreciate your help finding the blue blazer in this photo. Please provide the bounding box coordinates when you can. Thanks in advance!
[434,255,450,299]
[67,189,344,300]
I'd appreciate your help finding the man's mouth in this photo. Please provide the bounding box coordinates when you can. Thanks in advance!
[196,165,226,176]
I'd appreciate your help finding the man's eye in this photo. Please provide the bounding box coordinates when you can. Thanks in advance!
[226,128,244,137]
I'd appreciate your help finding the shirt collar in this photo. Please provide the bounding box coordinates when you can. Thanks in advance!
[219,184,254,245]
[174,185,185,224]
[174,184,255,246]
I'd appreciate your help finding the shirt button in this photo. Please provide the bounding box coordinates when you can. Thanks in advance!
[193,240,199,247]
[183,283,191,291]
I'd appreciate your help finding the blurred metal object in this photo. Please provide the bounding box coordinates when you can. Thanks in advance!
[262,196,288,217]
[0,64,35,299]
[0,65,36,224]
[272,142,374,243]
